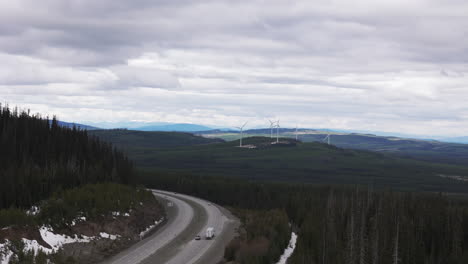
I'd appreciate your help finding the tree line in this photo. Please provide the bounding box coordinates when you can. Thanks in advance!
[0,104,134,209]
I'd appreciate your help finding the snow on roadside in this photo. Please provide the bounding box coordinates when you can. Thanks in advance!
[2,226,97,263]
[26,206,40,216]
[112,211,131,217]
[100,232,119,240]
[1,226,121,262]
[39,226,93,252]
[71,216,86,226]
[275,232,298,264]
[3,212,164,261]
[1,241,13,264]
[139,218,164,239]
[22,238,53,255]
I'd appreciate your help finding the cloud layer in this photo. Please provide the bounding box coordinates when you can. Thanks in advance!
[1,0,467,136]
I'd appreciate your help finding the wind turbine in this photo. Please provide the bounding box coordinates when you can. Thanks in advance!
[235,122,248,147]
[268,120,277,139]
[323,132,331,145]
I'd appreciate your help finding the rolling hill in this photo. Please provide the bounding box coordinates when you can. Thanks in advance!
[88,129,223,151]
[443,136,468,144]
[80,121,214,131]
[200,129,468,166]
[92,131,468,193]
[135,123,213,132]
[56,120,99,130]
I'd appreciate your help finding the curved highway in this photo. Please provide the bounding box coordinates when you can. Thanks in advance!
[102,190,238,264]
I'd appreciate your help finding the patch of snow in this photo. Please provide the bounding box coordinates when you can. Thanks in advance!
[70,216,86,226]
[438,174,468,182]
[1,239,52,262]
[139,218,164,239]
[71,216,86,226]
[22,238,53,255]
[26,206,40,216]
[112,211,130,217]
[238,144,256,149]
[275,232,298,264]
[100,232,119,240]
[40,226,93,252]
[2,224,116,262]
[0,240,14,264]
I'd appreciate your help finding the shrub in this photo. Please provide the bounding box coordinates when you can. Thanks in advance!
[0,208,35,228]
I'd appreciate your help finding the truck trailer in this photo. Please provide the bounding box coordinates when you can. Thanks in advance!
[205,227,215,239]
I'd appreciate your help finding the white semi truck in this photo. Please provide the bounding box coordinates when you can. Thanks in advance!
[205,227,215,239]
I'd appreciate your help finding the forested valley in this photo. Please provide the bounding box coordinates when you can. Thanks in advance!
[0,104,134,209]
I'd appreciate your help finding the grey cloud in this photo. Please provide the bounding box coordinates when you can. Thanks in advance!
[110,66,180,89]
[1,0,468,136]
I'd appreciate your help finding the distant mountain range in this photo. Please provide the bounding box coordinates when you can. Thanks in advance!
[55,121,100,130]
[57,120,468,144]
[136,123,213,132]
[442,136,468,144]
[79,121,216,132]
[83,121,173,129]
[56,121,215,132]
[89,129,223,150]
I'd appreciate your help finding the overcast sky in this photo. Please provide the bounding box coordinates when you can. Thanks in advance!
[1,0,467,136]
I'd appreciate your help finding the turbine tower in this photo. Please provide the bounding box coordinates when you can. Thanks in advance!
[323,132,331,145]
[295,125,298,140]
[268,119,277,138]
[276,120,280,143]
[235,122,248,147]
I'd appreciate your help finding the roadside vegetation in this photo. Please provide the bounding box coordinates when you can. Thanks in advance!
[1,183,156,229]
[39,183,156,229]
[0,183,163,263]
[223,208,290,264]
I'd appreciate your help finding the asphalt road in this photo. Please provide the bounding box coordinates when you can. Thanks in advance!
[102,190,239,264]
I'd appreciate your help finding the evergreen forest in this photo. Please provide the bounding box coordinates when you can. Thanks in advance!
[0,105,134,209]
